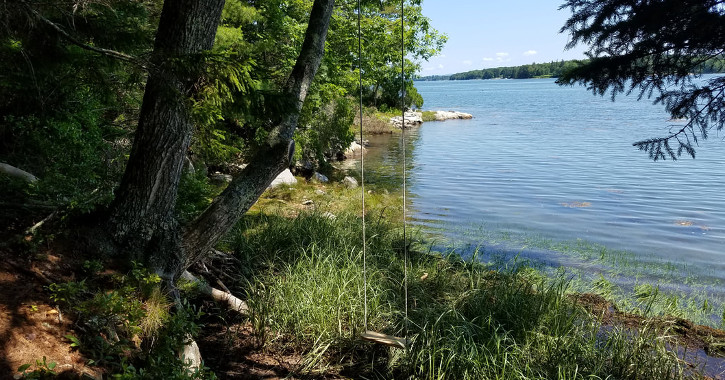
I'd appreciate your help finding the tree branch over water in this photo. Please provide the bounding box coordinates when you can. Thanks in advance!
[559,0,725,159]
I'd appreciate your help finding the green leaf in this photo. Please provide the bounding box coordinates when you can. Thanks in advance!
[17,363,31,372]
[65,334,81,347]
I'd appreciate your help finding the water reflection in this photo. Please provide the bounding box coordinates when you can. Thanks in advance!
[336,130,420,192]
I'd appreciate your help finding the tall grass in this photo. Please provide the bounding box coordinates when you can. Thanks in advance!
[226,206,692,379]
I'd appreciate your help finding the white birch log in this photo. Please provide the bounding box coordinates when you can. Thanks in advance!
[0,162,38,183]
[181,271,248,314]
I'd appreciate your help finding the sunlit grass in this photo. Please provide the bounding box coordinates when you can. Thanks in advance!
[141,287,171,337]
[221,180,704,378]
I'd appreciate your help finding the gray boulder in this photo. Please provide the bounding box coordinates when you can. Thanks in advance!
[269,169,297,188]
[343,176,359,188]
[312,172,329,183]
[210,172,233,185]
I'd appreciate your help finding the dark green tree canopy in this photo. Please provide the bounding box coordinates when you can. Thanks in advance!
[558,0,725,160]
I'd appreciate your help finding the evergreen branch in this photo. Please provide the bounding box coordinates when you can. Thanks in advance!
[21,1,147,69]
[633,86,724,160]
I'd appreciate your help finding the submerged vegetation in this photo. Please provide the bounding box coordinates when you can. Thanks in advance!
[446,227,725,329]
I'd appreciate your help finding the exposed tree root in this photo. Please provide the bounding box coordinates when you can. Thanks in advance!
[25,211,58,235]
[179,270,249,371]
[181,270,248,314]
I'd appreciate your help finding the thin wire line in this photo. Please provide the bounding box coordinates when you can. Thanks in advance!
[357,0,368,333]
[400,0,409,346]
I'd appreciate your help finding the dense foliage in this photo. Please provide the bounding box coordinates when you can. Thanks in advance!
[0,1,157,205]
[558,0,725,160]
[0,0,444,208]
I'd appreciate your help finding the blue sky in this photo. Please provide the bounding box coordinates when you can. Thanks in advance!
[418,0,589,76]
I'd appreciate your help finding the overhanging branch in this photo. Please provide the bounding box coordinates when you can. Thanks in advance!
[22,1,147,69]
[633,86,725,160]
[0,162,38,183]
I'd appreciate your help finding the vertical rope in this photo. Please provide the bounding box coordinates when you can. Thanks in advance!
[357,0,368,333]
[400,0,409,344]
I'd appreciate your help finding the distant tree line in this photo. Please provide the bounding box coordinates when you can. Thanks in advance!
[417,57,725,81]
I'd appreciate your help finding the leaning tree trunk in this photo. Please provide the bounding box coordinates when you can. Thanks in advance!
[105,0,225,280]
[183,0,335,264]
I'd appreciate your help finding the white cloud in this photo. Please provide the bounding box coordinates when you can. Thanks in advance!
[523,50,538,56]
[438,64,444,69]
[462,60,473,66]
[482,57,494,62]
[493,52,511,63]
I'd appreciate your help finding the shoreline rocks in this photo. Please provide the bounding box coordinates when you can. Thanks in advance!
[431,110,473,121]
[343,176,359,188]
[389,110,473,128]
[390,111,424,129]
[344,140,367,156]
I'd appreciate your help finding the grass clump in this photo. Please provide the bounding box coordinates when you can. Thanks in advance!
[227,191,690,379]
[421,110,437,122]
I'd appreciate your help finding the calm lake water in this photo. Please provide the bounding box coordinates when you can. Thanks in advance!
[357,77,725,289]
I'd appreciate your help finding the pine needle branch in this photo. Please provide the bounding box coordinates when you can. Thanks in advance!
[21,1,148,70]
[633,86,725,160]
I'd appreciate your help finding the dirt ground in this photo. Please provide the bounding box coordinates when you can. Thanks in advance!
[0,244,100,379]
[0,210,349,380]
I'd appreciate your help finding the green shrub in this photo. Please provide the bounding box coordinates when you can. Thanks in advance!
[49,262,215,379]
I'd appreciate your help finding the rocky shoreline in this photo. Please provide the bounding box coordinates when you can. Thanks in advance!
[390,110,473,128]
[265,109,475,184]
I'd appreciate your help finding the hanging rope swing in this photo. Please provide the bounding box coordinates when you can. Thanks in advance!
[357,0,409,351]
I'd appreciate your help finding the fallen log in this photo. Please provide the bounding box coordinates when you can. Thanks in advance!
[0,162,38,183]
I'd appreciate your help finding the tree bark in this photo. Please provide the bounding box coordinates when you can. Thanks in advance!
[183,0,335,264]
[105,0,225,280]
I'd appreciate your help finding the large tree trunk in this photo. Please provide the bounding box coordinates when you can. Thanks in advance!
[183,0,335,263]
[105,0,225,280]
